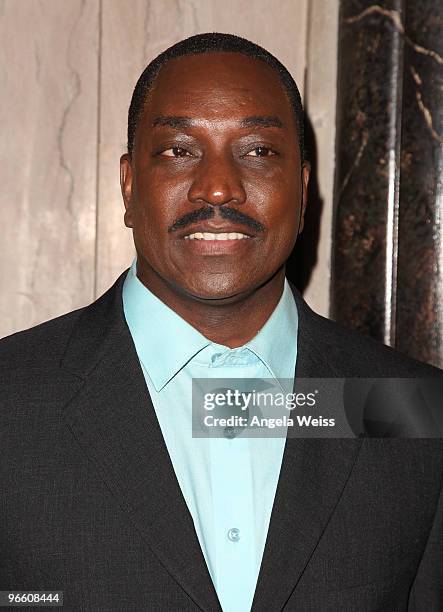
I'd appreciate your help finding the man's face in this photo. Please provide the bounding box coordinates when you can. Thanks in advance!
[121,52,309,302]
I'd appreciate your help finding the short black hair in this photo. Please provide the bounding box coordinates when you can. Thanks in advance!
[127,32,305,161]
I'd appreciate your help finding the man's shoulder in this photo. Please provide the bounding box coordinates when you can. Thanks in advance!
[0,305,93,412]
[0,306,86,372]
[292,288,443,378]
[0,269,128,375]
[316,311,442,377]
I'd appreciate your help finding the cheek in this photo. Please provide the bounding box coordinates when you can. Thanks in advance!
[258,184,302,261]
[132,173,183,241]
[246,172,301,228]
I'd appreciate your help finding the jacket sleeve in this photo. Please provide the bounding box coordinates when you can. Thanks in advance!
[408,478,443,611]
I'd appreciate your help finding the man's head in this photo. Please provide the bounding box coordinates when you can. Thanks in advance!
[120,32,310,303]
[127,33,306,162]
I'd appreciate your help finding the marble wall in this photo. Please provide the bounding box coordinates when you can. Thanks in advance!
[333,0,443,367]
[1,0,338,338]
[1,0,98,338]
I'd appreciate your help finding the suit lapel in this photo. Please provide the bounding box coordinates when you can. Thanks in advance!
[251,286,363,611]
[61,271,222,612]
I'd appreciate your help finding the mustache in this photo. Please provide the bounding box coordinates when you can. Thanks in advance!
[168,206,265,233]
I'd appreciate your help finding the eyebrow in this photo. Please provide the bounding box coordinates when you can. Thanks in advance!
[240,115,284,129]
[151,115,285,129]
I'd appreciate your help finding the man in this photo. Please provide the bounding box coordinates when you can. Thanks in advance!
[1,33,442,612]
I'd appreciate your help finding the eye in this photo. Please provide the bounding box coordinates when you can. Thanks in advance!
[159,146,192,157]
[245,146,277,157]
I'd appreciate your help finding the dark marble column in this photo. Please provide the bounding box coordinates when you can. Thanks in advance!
[332,0,405,346]
[332,0,443,368]
[395,2,443,366]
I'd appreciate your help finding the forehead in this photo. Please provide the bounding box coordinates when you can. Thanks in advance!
[142,52,294,125]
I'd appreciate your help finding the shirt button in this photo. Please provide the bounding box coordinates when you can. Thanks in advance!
[227,528,240,542]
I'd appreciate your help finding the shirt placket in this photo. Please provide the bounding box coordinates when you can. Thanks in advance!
[208,350,257,612]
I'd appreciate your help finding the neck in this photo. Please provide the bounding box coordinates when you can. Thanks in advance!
[136,265,286,348]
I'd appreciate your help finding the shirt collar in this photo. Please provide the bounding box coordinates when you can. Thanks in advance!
[123,258,211,391]
[245,279,298,388]
[123,258,298,392]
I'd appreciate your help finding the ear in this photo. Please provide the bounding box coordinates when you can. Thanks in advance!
[120,154,134,228]
[298,161,311,234]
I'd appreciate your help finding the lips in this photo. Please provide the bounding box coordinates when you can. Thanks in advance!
[184,231,250,240]
[178,224,256,240]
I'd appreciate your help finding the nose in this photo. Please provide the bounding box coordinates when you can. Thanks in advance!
[187,152,247,207]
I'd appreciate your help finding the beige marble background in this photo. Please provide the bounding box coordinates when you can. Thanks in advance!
[0,0,338,338]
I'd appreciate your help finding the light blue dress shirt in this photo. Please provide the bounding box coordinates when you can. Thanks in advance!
[122,258,298,612]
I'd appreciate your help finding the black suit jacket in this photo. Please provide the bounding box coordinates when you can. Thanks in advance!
[1,270,443,611]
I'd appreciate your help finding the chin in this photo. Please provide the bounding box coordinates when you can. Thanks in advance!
[182,276,254,302]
